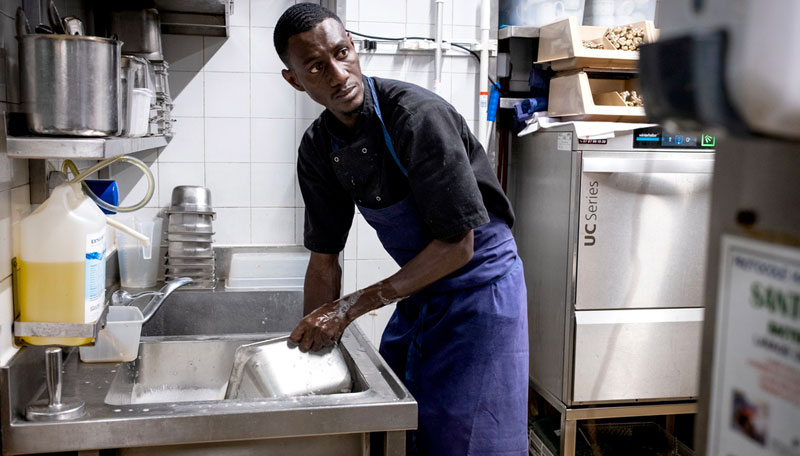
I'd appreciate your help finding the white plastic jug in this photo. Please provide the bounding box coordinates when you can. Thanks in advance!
[17,183,107,346]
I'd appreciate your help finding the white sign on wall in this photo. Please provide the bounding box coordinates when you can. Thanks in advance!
[708,235,800,456]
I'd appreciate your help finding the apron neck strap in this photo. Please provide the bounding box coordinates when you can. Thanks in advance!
[366,76,409,177]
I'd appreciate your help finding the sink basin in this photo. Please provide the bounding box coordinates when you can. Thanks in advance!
[104,336,363,405]
[104,338,245,405]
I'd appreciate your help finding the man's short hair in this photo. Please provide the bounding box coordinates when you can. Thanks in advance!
[273,3,343,65]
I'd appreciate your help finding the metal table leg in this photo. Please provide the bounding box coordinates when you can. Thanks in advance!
[382,431,406,456]
[560,413,578,456]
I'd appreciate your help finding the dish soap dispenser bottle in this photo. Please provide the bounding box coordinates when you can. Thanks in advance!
[17,183,107,346]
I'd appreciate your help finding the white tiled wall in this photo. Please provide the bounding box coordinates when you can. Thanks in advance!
[105,0,485,347]
[0,0,30,366]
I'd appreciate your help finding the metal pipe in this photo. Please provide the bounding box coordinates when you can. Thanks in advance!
[45,348,62,406]
[434,0,445,95]
[477,0,491,150]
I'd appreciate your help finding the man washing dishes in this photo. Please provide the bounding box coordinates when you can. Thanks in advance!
[275,4,528,454]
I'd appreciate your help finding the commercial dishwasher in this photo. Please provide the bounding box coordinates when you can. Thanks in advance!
[510,125,715,454]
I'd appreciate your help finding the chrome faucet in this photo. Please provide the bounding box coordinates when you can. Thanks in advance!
[110,277,193,323]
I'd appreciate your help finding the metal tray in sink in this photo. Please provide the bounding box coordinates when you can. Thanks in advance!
[226,336,352,399]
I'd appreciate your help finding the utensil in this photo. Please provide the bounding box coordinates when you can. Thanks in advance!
[16,7,30,36]
[168,213,214,233]
[165,256,215,266]
[164,262,215,269]
[18,34,122,136]
[224,336,353,400]
[110,9,163,60]
[62,16,84,36]
[120,56,155,137]
[48,1,66,34]
[106,217,150,244]
[34,24,53,34]
[165,232,215,242]
[168,241,214,258]
[169,186,214,213]
[116,217,163,288]
[152,61,171,98]
[164,271,216,279]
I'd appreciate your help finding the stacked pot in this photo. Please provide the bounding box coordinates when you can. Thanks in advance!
[150,60,174,136]
[164,186,216,289]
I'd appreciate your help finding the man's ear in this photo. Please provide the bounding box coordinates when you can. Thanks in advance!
[282,68,305,92]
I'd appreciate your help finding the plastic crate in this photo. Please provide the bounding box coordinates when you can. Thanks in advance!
[577,422,694,456]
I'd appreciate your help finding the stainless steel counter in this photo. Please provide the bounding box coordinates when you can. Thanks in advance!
[1,289,416,455]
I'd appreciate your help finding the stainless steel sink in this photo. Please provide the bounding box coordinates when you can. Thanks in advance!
[105,338,246,405]
[104,336,366,406]
[1,284,416,455]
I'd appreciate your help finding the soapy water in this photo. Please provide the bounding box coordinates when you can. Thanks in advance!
[333,290,363,320]
[131,383,228,404]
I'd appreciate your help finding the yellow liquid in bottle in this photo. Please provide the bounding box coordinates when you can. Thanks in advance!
[17,260,93,346]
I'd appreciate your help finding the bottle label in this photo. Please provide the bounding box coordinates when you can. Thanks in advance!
[85,230,106,323]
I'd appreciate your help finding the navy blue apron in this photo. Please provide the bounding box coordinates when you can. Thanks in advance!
[336,77,529,455]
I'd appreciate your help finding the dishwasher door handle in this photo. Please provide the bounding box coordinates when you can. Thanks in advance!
[582,153,715,174]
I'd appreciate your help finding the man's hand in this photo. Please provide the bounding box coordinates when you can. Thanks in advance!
[290,299,352,352]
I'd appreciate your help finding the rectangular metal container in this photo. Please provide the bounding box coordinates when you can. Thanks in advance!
[227,337,353,399]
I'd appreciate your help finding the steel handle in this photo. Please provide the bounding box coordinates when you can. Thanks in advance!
[45,347,62,406]
[16,7,30,36]
[582,155,715,174]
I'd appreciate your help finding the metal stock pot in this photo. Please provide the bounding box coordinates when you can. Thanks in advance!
[18,34,122,136]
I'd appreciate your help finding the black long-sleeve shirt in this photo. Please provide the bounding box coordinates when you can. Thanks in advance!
[297,76,514,254]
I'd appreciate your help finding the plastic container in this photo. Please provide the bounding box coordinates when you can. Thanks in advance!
[18,183,107,346]
[225,252,310,291]
[499,0,586,28]
[83,180,119,215]
[125,88,154,137]
[79,306,144,363]
[116,216,163,288]
[583,0,657,26]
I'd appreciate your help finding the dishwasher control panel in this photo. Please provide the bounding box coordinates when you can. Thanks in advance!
[633,127,716,149]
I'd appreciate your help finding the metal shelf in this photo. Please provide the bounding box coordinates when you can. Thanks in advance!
[7,135,169,160]
[499,26,540,40]
[155,0,232,37]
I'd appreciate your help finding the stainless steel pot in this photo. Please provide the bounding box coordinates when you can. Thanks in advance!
[18,34,122,136]
[111,9,163,60]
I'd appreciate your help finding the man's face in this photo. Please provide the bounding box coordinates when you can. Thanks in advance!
[282,18,364,122]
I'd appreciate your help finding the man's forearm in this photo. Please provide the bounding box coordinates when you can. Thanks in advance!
[291,232,475,352]
[340,230,474,322]
[303,253,342,315]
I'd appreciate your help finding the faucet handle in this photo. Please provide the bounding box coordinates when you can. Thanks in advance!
[140,277,193,324]
[111,290,133,306]
[111,289,162,307]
